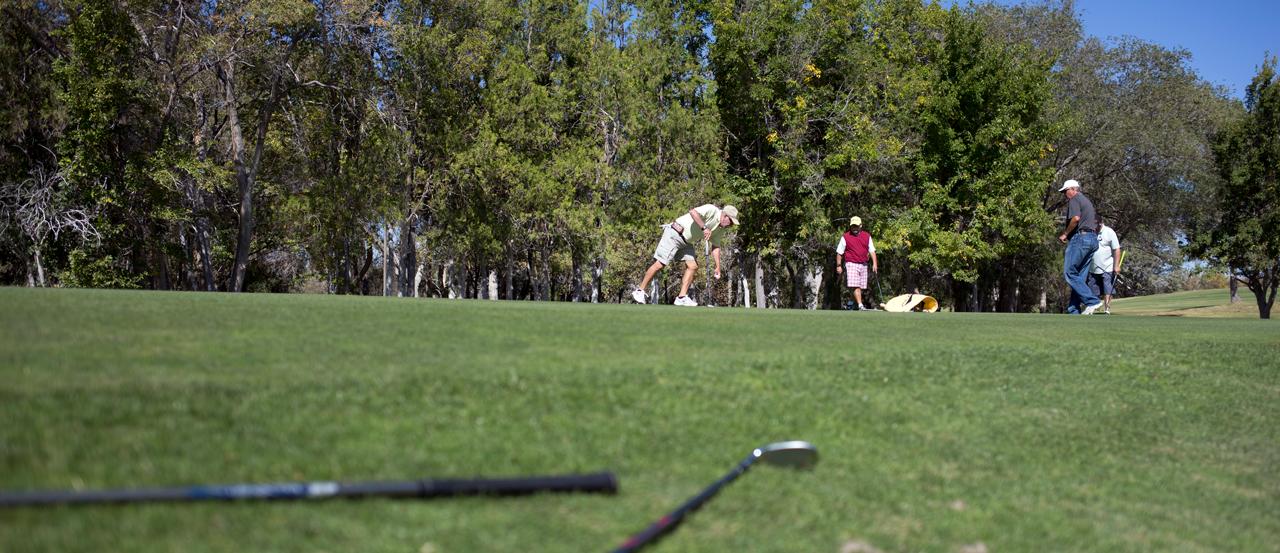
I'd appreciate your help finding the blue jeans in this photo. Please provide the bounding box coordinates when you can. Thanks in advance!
[1063,232,1100,314]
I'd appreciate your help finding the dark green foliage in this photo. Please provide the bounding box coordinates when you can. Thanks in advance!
[52,0,170,288]
[905,7,1055,307]
[0,0,1241,310]
[1187,56,1280,318]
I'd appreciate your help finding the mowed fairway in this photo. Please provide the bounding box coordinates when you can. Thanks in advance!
[1,288,1277,552]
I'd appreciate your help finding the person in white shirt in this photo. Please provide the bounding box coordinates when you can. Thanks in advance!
[833,216,879,310]
[1088,215,1122,314]
[632,204,739,306]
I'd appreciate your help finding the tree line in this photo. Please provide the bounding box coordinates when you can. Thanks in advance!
[2,0,1267,313]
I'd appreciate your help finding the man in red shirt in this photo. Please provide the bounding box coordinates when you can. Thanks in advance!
[834,216,879,310]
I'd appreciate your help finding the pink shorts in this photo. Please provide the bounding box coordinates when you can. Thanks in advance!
[845,262,868,288]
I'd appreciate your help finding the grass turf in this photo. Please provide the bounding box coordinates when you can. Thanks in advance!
[1110,288,1262,318]
[1,287,1277,552]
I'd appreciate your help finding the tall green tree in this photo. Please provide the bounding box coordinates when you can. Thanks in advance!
[53,0,167,289]
[1045,36,1235,298]
[1187,56,1280,319]
[0,0,71,285]
[393,0,502,297]
[596,0,722,303]
[892,5,1056,311]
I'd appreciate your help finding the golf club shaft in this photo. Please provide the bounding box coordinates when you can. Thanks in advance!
[611,453,756,553]
[0,472,617,507]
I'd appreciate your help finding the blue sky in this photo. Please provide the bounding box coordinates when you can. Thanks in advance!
[950,0,1279,100]
[1071,0,1278,99]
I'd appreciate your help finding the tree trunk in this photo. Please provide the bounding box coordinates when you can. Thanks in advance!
[1248,272,1276,319]
[195,219,214,291]
[399,222,417,298]
[997,266,1018,312]
[804,263,823,310]
[1229,271,1240,303]
[505,255,514,300]
[754,253,766,309]
[180,226,196,290]
[156,248,171,291]
[525,249,537,300]
[356,246,374,295]
[950,277,972,312]
[32,247,45,287]
[591,254,605,303]
[785,262,801,308]
[571,253,583,302]
[224,50,287,292]
[381,226,390,296]
[447,259,464,299]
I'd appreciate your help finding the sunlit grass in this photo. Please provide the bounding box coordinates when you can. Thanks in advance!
[1,288,1276,552]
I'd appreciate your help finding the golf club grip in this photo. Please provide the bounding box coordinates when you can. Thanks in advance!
[0,472,618,507]
[412,472,619,498]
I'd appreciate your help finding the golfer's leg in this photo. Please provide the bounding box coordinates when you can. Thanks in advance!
[1063,238,1092,312]
[1087,274,1102,303]
[679,259,698,297]
[639,260,665,291]
[854,288,863,307]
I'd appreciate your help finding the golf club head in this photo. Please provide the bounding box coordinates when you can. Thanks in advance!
[753,441,818,470]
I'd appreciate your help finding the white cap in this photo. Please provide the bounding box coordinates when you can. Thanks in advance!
[722,205,740,225]
[1058,179,1080,192]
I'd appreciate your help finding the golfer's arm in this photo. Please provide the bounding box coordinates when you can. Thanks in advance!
[1063,215,1079,236]
[689,209,706,230]
[871,251,878,271]
[712,247,722,270]
[1113,248,1121,272]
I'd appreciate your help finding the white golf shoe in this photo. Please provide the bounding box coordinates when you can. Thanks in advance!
[1082,301,1103,315]
[674,295,698,307]
[631,289,648,304]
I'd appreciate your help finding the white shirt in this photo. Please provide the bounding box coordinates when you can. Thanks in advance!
[674,204,729,247]
[1091,225,1120,274]
[835,234,876,255]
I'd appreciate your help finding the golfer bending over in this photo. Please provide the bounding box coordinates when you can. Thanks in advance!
[632,204,739,306]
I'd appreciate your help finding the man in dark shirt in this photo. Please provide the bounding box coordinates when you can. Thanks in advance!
[1057,179,1103,315]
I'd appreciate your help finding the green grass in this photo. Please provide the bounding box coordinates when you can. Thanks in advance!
[1,288,1277,552]
[1111,288,1265,318]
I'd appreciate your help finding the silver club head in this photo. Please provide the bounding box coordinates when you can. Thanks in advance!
[754,441,818,470]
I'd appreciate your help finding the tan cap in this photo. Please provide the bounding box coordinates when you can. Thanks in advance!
[722,205,740,225]
[849,216,862,226]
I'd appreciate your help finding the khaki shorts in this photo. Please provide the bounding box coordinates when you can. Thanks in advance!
[653,225,696,265]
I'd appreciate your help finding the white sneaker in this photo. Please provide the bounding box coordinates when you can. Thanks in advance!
[631,289,648,304]
[674,295,698,307]
[1082,302,1103,315]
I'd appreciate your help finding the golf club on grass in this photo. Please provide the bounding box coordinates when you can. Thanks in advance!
[611,441,818,553]
[873,270,886,310]
[0,472,618,508]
